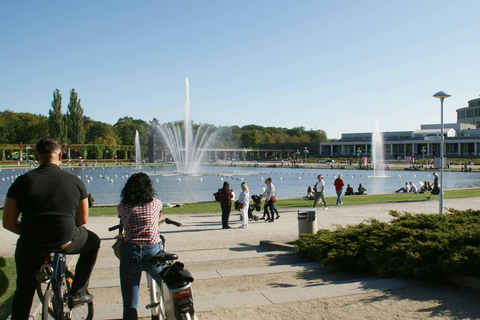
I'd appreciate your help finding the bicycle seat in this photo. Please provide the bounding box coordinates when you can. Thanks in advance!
[150,251,178,262]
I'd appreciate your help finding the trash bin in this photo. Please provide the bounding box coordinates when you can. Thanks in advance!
[298,210,317,235]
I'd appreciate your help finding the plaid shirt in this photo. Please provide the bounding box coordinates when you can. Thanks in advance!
[117,198,162,245]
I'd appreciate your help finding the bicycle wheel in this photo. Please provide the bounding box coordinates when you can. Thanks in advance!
[65,270,94,320]
[42,289,60,320]
[148,275,166,320]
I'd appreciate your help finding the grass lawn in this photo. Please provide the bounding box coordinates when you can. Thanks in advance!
[0,257,15,320]
[2,188,479,218]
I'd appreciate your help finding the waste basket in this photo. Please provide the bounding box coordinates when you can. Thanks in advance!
[298,210,317,235]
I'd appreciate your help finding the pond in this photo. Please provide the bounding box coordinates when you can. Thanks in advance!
[1,165,479,205]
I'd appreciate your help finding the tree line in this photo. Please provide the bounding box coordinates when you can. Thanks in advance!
[0,89,328,149]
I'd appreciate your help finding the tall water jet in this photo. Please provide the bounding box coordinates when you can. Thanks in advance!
[134,130,142,169]
[372,117,385,177]
[156,78,217,174]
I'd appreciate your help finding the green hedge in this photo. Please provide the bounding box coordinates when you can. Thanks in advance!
[295,209,480,279]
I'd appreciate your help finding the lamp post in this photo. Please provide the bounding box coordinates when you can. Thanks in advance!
[243,148,246,162]
[421,146,426,164]
[296,149,300,163]
[303,147,308,163]
[433,91,451,214]
[115,148,117,165]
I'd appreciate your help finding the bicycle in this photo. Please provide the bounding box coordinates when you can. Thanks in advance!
[36,251,94,320]
[108,217,196,320]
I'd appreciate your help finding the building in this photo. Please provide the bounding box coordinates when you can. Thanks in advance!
[318,96,480,158]
[456,97,480,127]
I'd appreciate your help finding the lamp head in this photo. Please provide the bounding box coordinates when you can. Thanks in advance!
[433,91,451,99]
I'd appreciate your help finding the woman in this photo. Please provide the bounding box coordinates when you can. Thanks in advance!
[117,173,163,319]
[427,172,440,200]
[217,181,233,229]
[262,178,278,222]
[238,182,250,228]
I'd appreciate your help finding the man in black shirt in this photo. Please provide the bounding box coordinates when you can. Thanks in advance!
[2,137,100,319]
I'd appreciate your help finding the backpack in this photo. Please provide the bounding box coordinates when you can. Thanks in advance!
[213,191,220,202]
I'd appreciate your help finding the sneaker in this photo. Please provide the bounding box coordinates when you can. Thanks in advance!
[260,217,265,220]
[276,215,280,219]
[323,207,328,210]
[68,293,93,309]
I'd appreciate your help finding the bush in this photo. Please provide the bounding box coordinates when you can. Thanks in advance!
[295,209,480,279]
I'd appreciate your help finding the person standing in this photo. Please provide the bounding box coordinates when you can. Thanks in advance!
[334,174,344,205]
[427,172,440,200]
[2,137,100,319]
[262,178,278,221]
[313,174,328,210]
[117,173,163,319]
[238,182,250,228]
[217,181,233,228]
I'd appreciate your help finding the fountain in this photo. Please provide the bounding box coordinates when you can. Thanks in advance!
[134,130,142,169]
[156,78,217,174]
[372,117,386,177]
[370,117,389,194]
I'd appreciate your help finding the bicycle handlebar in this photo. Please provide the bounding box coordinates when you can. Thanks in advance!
[108,217,182,231]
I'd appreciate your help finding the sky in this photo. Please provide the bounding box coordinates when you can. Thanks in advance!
[1,0,479,139]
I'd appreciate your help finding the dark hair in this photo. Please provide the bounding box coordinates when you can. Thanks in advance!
[222,181,230,194]
[121,172,155,205]
[36,137,60,155]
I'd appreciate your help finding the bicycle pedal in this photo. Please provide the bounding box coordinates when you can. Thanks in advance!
[145,302,160,309]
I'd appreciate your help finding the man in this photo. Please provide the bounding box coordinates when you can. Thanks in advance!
[334,174,345,205]
[3,137,100,319]
[409,182,418,194]
[313,174,328,210]
[395,182,409,193]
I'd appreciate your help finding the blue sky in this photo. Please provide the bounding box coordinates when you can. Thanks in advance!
[1,0,479,139]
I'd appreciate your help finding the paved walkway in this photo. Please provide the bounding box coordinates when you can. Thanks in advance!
[1,196,479,258]
[2,197,480,319]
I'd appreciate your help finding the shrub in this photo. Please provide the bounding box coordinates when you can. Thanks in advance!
[295,209,480,279]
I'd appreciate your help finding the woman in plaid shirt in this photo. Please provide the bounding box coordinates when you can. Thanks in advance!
[117,172,163,320]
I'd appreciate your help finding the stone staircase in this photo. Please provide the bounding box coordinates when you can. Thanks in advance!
[27,242,418,319]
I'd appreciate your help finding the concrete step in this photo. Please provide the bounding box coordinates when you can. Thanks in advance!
[91,278,419,319]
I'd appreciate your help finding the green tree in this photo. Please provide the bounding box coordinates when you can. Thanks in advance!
[49,89,67,142]
[86,121,118,144]
[113,117,149,146]
[66,89,85,144]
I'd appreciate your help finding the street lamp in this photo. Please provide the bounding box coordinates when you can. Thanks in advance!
[421,146,426,163]
[433,91,451,214]
[243,148,246,162]
[303,147,308,163]
[296,149,300,163]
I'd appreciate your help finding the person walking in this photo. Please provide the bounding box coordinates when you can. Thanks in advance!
[334,174,344,205]
[216,181,233,228]
[117,172,163,319]
[313,174,328,210]
[262,178,278,221]
[2,137,100,319]
[427,172,440,200]
[238,182,250,228]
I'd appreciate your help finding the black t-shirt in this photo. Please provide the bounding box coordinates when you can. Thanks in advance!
[7,163,88,246]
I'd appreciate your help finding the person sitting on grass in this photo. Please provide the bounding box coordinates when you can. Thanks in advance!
[427,172,440,200]
[345,184,354,195]
[395,182,410,193]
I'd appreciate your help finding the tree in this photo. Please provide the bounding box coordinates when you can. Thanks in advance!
[113,117,150,145]
[86,121,118,144]
[66,89,85,144]
[49,89,67,142]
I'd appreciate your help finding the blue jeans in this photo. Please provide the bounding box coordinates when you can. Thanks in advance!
[336,189,343,204]
[120,242,164,320]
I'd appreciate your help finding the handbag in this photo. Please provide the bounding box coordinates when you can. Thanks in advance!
[235,200,244,211]
[112,206,137,260]
[270,195,277,203]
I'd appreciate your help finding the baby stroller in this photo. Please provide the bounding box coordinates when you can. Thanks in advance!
[239,194,262,221]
